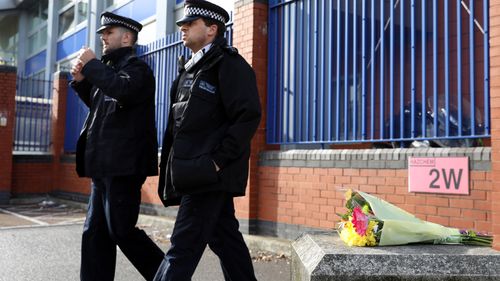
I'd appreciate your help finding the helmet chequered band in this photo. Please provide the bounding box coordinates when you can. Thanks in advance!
[102,16,140,32]
[184,6,227,23]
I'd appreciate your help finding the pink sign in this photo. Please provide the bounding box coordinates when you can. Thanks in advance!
[408,157,469,195]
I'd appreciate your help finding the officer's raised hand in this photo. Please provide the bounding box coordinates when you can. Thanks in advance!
[70,61,85,82]
[77,47,97,66]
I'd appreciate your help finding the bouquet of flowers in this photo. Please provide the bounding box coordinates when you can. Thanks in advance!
[336,189,493,247]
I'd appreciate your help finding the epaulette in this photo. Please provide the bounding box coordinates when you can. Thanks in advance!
[223,46,238,55]
[126,54,138,62]
[113,54,138,69]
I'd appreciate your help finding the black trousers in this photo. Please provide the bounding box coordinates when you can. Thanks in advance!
[81,176,164,281]
[153,191,257,281]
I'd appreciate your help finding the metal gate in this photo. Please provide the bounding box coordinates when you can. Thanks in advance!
[267,0,490,147]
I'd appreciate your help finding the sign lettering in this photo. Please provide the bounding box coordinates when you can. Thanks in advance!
[408,157,469,195]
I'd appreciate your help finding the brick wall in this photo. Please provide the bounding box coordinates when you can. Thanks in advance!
[48,73,95,200]
[54,158,90,196]
[0,66,16,203]
[52,72,69,184]
[257,149,493,239]
[12,155,53,195]
[489,0,500,250]
[233,0,279,233]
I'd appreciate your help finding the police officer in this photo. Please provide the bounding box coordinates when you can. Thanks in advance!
[154,1,261,280]
[70,12,164,281]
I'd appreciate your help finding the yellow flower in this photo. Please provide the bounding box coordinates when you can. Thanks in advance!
[345,189,353,201]
[339,218,378,246]
[362,204,370,214]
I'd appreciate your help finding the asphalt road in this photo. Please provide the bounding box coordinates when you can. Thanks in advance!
[0,201,291,281]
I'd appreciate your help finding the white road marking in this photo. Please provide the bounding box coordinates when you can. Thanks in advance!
[0,208,49,226]
[56,217,86,224]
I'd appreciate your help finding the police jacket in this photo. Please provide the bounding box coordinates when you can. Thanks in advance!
[70,46,158,178]
[158,38,261,206]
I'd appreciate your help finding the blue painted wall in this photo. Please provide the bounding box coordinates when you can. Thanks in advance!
[55,0,156,63]
[56,27,88,61]
[113,0,156,22]
[24,50,46,76]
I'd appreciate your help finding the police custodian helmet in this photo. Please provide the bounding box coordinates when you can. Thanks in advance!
[96,12,143,34]
[176,0,230,26]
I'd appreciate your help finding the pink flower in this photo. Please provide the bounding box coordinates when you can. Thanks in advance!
[352,207,369,236]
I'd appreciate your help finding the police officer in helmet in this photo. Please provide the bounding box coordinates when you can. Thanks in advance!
[70,12,164,281]
[154,1,261,280]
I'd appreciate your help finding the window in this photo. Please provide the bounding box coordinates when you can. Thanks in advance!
[57,56,77,73]
[58,8,75,36]
[27,0,48,31]
[28,26,48,55]
[77,1,88,24]
[105,0,128,8]
[58,0,88,37]
[0,14,19,66]
[26,0,48,56]
[60,0,73,8]
[137,20,156,45]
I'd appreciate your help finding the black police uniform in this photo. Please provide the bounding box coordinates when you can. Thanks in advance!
[70,12,164,281]
[154,1,261,280]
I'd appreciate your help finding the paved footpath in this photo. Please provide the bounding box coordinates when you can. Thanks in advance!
[0,200,291,281]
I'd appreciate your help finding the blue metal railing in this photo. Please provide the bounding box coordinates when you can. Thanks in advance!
[63,85,88,153]
[137,22,233,150]
[137,32,190,150]
[267,0,490,146]
[14,76,53,152]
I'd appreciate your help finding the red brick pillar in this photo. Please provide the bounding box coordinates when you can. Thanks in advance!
[51,72,69,191]
[0,66,17,204]
[490,2,500,250]
[233,0,277,233]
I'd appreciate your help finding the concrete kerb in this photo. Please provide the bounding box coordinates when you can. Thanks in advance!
[292,232,500,281]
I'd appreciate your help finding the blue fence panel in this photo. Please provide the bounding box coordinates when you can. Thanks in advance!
[138,32,188,151]
[14,76,53,152]
[64,86,88,153]
[137,22,234,150]
[267,0,490,146]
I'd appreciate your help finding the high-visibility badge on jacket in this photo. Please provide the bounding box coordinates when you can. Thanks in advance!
[199,80,216,94]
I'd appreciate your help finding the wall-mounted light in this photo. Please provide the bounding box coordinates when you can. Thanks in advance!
[0,111,8,127]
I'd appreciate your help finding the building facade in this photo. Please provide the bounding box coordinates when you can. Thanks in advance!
[0,0,190,79]
[0,0,499,250]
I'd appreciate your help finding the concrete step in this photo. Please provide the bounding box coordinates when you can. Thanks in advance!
[292,232,500,281]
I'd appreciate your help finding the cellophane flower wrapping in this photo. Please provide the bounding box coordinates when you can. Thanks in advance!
[337,190,492,247]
